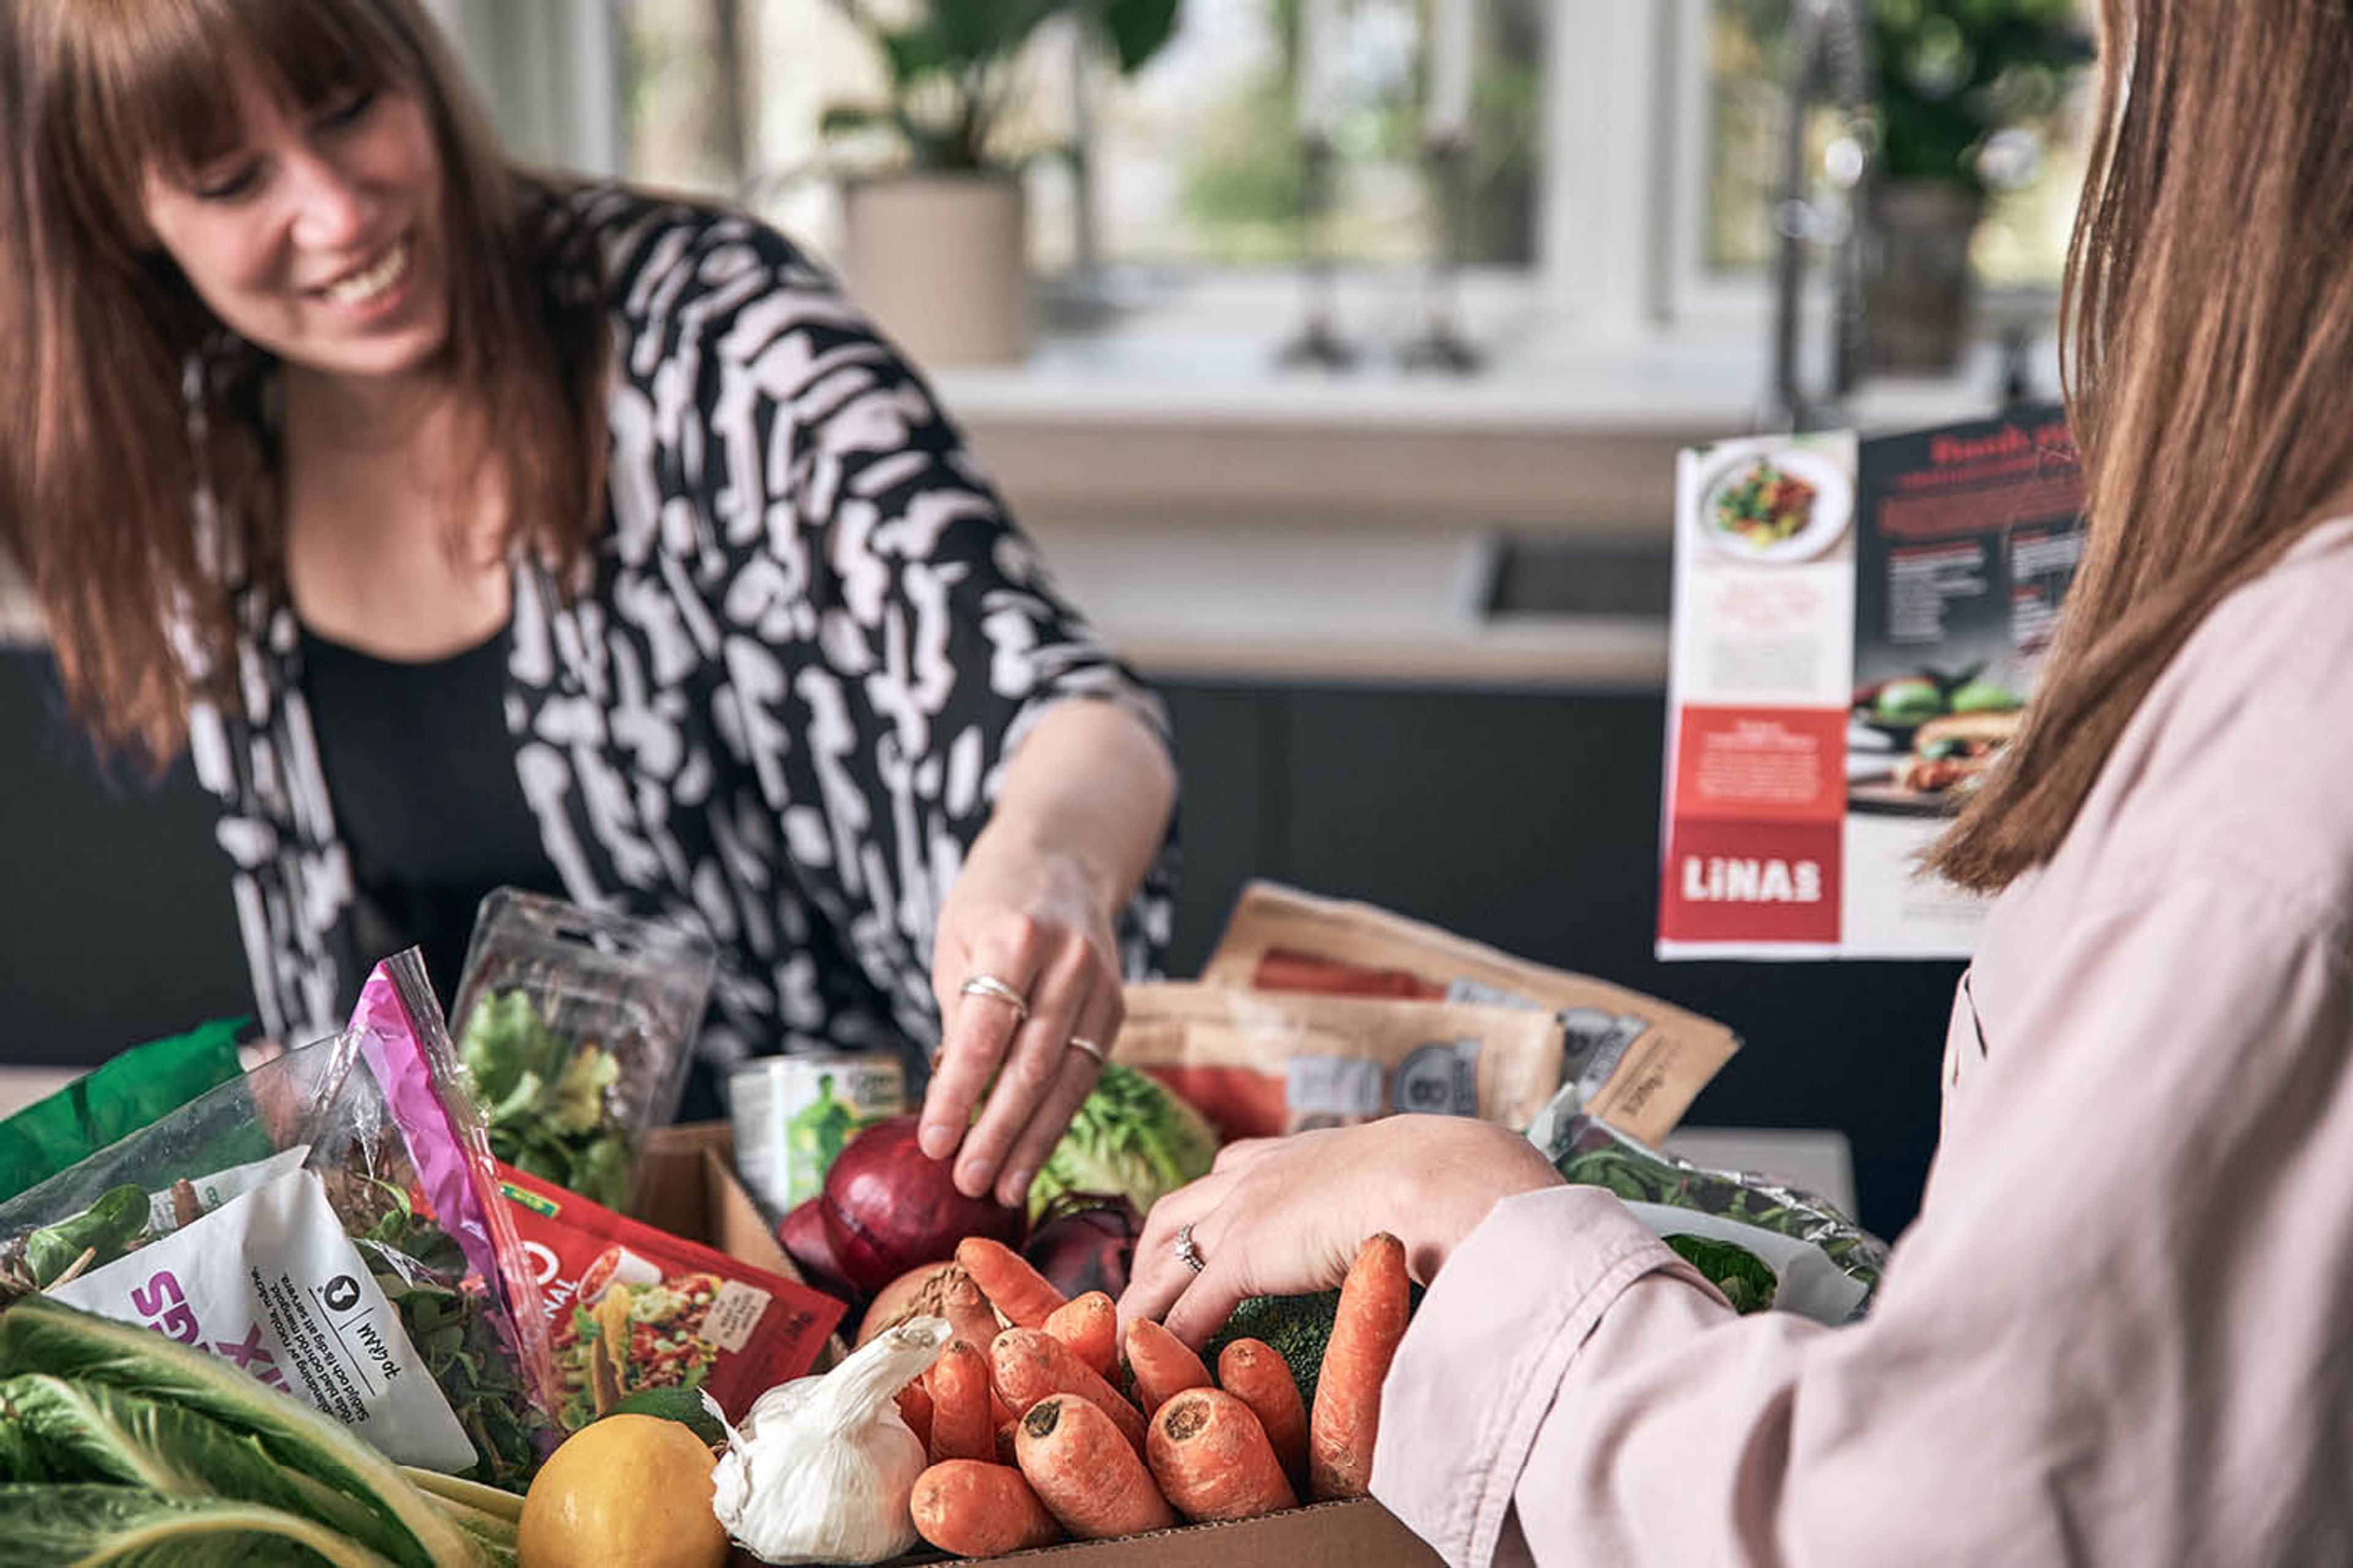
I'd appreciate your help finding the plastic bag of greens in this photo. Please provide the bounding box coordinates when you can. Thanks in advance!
[0,952,561,1486]
[1527,1088,1889,1325]
[0,1018,249,1201]
[449,888,716,1211]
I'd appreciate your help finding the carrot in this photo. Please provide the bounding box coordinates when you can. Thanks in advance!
[1124,1317,1211,1416]
[1014,1395,1176,1541]
[1044,1290,1118,1379]
[911,1458,1064,1556]
[1217,1338,1309,1493]
[1147,1387,1298,1523]
[942,1268,1007,1350]
[896,1377,934,1452]
[989,1327,1150,1455]
[957,1237,1067,1328]
[927,1339,995,1463]
[1309,1232,1411,1500]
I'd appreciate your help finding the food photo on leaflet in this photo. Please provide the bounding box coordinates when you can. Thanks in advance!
[1120,2,2353,1561]
[0,0,1178,1227]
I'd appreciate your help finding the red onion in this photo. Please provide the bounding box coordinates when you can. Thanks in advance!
[776,1196,857,1302]
[818,1115,1025,1296]
[1023,1192,1143,1301]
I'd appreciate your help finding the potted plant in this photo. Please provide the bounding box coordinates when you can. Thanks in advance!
[822,1,1182,367]
[1863,0,2093,372]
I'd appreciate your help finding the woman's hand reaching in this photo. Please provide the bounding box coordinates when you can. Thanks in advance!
[914,698,1176,1211]
[920,838,1127,1209]
[1118,1116,1566,1347]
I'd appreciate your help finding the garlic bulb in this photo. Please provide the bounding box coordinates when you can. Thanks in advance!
[705,1314,952,1565]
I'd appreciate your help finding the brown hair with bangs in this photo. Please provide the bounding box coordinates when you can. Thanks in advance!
[1930,0,2353,892]
[0,0,609,770]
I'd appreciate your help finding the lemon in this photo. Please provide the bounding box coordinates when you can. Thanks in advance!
[518,1412,730,1568]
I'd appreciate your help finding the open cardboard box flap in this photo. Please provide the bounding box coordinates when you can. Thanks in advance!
[633,1123,1443,1568]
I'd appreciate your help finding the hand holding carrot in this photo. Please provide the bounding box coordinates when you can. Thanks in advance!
[1117,1117,1563,1348]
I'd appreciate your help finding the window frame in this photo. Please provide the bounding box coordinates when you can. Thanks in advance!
[464,0,2064,355]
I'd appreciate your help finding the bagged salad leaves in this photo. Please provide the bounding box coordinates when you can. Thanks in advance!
[0,1017,248,1201]
[0,952,561,1487]
[450,888,716,1213]
[1528,1086,1890,1325]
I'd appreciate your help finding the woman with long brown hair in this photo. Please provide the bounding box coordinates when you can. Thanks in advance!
[0,0,1178,1207]
[1124,2,2353,1558]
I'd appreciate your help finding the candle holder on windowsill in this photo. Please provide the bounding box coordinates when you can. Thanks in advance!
[1400,134,1483,376]
[1278,134,1360,371]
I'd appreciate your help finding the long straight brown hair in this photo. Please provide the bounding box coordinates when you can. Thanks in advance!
[1931,0,2353,892]
[0,0,610,771]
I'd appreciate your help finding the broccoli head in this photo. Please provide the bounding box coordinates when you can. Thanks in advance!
[1202,1281,1426,1411]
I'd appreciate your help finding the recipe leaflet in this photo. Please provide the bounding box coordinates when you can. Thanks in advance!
[1657,405,2085,959]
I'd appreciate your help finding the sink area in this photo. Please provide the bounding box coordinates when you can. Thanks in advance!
[1035,520,1673,690]
[1477,534,1675,621]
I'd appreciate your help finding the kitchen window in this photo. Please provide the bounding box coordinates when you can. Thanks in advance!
[453,1,2093,356]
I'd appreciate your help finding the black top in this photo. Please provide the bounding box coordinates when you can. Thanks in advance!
[298,618,564,1013]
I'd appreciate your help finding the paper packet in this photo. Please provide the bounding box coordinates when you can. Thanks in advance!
[494,1161,845,1432]
[1116,980,1564,1140]
[1203,882,1740,1145]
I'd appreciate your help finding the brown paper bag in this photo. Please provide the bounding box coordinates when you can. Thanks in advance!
[1116,981,1565,1142]
[1199,882,1739,1145]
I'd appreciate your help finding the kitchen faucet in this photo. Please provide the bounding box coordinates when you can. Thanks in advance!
[1765,0,1874,433]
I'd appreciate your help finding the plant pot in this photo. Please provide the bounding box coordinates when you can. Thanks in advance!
[1864,181,1987,376]
[839,173,1030,369]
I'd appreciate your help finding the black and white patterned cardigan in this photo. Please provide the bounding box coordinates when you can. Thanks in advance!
[182,183,1178,1094]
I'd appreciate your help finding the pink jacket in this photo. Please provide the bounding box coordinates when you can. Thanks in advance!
[1374,520,2353,1564]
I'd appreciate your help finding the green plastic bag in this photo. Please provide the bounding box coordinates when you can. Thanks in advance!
[0,1020,248,1202]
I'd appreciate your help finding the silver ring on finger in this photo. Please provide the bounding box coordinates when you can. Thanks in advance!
[959,972,1031,1022]
[1174,1221,1207,1274]
[1066,1034,1107,1066]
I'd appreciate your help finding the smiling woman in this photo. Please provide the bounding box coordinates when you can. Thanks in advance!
[138,75,452,382]
[0,0,1180,1194]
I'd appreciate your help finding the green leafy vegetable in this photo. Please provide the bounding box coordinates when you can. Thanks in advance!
[25,1184,149,1288]
[0,1483,395,1567]
[397,1466,523,1527]
[602,1385,727,1447]
[457,988,632,1208]
[2,1374,383,1547]
[1661,1235,1778,1314]
[0,1295,477,1568]
[1026,1061,1218,1222]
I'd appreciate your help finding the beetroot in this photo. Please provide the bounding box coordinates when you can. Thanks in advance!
[1023,1192,1143,1301]
[817,1115,1025,1296]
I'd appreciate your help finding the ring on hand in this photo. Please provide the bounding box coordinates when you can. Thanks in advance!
[959,973,1030,1022]
[1174,1222,1206,1274]
[1067,1035,1107,1066]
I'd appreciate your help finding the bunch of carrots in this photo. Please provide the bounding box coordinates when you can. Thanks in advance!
[899,1231,1411,1558]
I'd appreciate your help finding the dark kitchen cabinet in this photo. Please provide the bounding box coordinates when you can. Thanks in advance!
[1161,680,1957,1237]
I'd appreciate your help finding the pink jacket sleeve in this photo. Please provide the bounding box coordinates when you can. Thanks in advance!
[1371,875,2353,1564]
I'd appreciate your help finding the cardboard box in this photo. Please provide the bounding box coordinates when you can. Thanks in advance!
[635,1123,1444,1568]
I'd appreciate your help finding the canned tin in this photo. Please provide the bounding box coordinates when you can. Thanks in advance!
[729,1055,907,1215]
